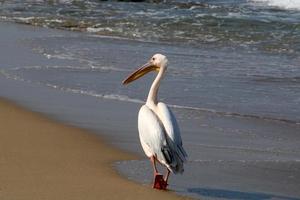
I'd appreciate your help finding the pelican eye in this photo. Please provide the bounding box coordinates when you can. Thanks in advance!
[152,57,155,61]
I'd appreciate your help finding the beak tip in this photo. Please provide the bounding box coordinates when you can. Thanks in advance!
[122,80,128,85]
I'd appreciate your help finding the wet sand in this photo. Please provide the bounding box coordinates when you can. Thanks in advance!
[0,98,188,200]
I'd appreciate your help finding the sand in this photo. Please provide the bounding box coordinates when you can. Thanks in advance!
[0,98,188,200]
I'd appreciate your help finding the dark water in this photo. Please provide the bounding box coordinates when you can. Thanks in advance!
[1,0,300,54]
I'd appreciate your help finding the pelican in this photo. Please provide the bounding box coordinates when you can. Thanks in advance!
[122,54,187,190]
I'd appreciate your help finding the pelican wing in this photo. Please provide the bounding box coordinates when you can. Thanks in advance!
[138,105,171,167]
[157,102,188,162]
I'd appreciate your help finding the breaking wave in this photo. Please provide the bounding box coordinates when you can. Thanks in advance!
[252,0,300,10]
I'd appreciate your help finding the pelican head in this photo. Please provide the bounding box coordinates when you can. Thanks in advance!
[122,54,168,85]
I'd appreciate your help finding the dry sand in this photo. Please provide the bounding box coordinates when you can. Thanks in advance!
[0,98,188,200]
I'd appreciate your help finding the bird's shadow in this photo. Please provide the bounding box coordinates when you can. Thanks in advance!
[187,187,300,200]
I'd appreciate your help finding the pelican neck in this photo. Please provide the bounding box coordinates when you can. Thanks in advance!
[146,68,165,107]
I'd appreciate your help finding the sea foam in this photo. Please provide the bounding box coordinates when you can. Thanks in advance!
[252,0,300,10]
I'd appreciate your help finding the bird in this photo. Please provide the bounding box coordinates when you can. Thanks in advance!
[122,54,188,190]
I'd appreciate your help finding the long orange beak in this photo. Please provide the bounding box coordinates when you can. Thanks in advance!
[122,62,159,85]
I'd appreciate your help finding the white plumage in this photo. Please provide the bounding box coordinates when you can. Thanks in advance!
[123,54,187,189]
[138,103,187,174]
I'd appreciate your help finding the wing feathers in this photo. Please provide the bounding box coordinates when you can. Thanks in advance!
[138,104,187,174]
[157,103,188,161]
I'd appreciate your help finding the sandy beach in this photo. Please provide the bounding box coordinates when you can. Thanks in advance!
[0,98,187,200]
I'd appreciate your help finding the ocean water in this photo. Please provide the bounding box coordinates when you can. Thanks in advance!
[1,0,300,122]
[1,0,300,55]
[0,1,300,199]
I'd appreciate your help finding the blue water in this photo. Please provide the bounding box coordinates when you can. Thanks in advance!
[1,0,300,54]
[1,0,299,123]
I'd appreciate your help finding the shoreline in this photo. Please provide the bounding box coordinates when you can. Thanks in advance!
[0,97,187,200]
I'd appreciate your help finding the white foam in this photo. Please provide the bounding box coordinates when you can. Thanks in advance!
[62,88,144,104]
[45,19,64,23]
[47,85,145,104]
[86,27,113,33]
[13,17,35,23]
[103,94,144,104]
[252,0,300,10]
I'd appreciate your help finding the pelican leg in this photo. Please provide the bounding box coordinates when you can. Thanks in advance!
[164,168,170,184]
[150,156,168,190]
[150,156,159,176]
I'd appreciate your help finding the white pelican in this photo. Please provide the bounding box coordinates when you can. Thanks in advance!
[122,54,188,190]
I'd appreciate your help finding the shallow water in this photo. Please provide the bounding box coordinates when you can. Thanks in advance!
[2,31,300,123]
